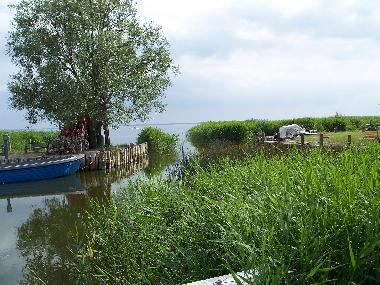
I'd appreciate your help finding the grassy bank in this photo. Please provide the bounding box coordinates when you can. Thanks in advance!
[72,144,380,284]
[0,130,58,153]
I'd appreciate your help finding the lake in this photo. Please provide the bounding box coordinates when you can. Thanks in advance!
[0,124,194,285]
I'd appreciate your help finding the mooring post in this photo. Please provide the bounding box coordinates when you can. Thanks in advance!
[347,134,352,145]
[319,133,324,147]
[300,133,305,146]
[2,134,9,160]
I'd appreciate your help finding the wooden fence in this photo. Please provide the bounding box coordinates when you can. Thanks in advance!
[80,142,148,171]
[0,142,149,172]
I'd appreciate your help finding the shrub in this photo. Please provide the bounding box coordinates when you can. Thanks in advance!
[137,127,178,155]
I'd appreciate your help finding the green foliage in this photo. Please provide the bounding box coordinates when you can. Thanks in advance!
[188,116,380,149]
[73,144,380,284]
[187,121,258,149]
[0,130,58,153]
[137,127,178,155]
[8,0,178,128]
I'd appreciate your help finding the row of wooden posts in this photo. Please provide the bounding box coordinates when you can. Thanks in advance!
[299,133,335,147]
[80,142,148,171]
[0,142,149,172]
[267,132,377,147]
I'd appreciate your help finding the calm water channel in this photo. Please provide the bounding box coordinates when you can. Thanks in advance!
[0,125,194,285]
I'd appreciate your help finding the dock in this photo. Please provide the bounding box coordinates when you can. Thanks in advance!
[0,142,149,172]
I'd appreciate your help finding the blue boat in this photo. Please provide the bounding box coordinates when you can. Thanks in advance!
[0,154,85,184]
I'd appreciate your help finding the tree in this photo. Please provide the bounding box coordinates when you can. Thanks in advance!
[8,0,178,148]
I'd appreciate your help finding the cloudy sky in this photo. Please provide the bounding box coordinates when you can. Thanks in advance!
[1,0,380,130]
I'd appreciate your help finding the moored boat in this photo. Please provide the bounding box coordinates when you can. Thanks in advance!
[0,154,85,184]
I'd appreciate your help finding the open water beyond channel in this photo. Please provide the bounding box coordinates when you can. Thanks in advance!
[0,125,194,285]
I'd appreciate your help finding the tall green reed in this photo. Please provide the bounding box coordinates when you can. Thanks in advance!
[74,144,380,284]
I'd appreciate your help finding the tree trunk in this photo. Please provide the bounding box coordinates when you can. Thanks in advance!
[96,122,102,137]
[104,125,110,146]
[87,118,97,149]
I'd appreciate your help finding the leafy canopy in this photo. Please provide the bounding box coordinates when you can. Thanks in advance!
[8,0,178,128]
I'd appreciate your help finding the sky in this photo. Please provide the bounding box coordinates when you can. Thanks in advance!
[1,0,380,131]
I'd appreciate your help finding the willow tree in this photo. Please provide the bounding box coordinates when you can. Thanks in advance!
[8,0,178,148]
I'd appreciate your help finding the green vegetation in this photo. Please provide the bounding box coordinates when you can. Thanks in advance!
[188,115,380,149]
[137,127,178,155]
[73,144,380,284]
[0,130,58,153]
[8,0,178,148]
[187,120,258,149]
[137,127,179,177]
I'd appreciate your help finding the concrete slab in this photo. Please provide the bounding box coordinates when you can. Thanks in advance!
[184,272,249,285]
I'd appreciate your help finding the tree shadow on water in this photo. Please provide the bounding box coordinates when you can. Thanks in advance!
[17,197,84,285]
[143,152,178,179]
[16,157,150,284]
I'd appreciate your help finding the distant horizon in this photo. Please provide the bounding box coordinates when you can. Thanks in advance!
[2,113,380,132]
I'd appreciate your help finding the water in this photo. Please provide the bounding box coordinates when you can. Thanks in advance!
[110,123,194,147]
[0,125,194,284]
[0,159,151,285]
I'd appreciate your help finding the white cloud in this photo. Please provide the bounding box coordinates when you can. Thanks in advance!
[2,0,380,130]
[137,0,234,37]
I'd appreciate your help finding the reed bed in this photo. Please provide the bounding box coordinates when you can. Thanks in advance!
[188,115,380,149]
[74,144,380,284]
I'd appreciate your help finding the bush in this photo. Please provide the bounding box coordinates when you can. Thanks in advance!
[137,127,178,155]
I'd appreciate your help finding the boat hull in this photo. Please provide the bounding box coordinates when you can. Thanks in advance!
[0,155,84,184]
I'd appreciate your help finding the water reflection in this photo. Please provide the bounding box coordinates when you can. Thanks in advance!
[143,152,177,178]
[0,158,150,285]
[19,159,150,284]
[6,198,12,213]
[0,175,84,200]
[17,197,83,285]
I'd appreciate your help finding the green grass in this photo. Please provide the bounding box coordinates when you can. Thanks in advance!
[72,143,380,284]
[294,130,366,145]
[0,130,58,153]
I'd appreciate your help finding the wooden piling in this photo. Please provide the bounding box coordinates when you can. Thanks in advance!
[319,133,324,147]
[0,142,148,172]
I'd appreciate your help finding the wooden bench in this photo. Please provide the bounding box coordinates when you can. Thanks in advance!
[24,141,50,153]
